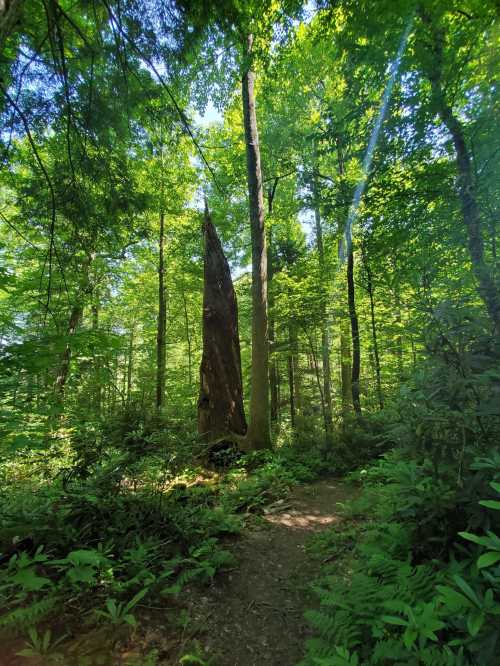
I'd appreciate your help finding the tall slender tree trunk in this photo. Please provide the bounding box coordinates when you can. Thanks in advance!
[267,202,279,426]
[420,10,500,334]
[181,289,193,389]
[241,33,271,449]
[336,139,353,419]
[362,245,383,410]
[127,326,134,404]
[347,248,362,415]
[268,275,279,424]
[156,210,166,410]
[312,149,333,444]
[288,342,295,428]
[394,280,404,378]
[291,326,302,431]
[91,298,101,415]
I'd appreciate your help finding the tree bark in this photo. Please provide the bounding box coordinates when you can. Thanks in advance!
[288,343,295,428]
[0,0,23,60]
[347,248,362,415]
[312,149,333,444]
[156,210,167,409]
[241,33,271,449]
[54,255,92,396]
[127,326,134,404]
[181,288,193,388]
[198,202,247,442]
[361,244,383,410]
[337,139,353,419]
[420,10,500,334]
[267,199,278,425]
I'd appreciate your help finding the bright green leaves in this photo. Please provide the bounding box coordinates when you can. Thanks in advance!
[459,480,500,570]
[382,601,446,650]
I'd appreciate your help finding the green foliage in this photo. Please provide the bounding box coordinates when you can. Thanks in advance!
[17,627,67,661]
[303,451,500,666]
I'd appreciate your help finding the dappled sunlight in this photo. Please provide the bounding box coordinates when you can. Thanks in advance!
[265,508,340,530]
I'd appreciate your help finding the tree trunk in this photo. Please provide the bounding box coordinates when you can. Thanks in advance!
[290,325,302,431]
[288,344,295,428]
[337,140,353,419]
[198,202,247,442]
[362,244,383,410]
[241,33,271,449]
[312,150,333,444]
[156,210,167,409]
[394,279,404,378]
[91,299,101,415]
[0,0,23,60]
[267,210,278,425]
[347,248,362,415]
[420,10,500,334]
[181,288,193,388]
[54,255,93,396]
[127,326,134,404]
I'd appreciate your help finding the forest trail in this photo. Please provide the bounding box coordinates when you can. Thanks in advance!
[171,479,357,666]
[0,479,357,666]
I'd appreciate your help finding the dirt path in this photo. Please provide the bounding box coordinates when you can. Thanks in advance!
[180,478,357,666]
[0,479,356,666]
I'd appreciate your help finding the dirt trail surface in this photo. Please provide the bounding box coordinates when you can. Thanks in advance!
[182,478,357,666]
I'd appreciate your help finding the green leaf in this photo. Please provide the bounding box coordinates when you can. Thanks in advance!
[12,568,52,592]
[453,575,480,608]
[67,565,97,584]
[403,627,418,649]
[477,551,500,569]
[436,585,473,609]
[479,500,500,511]
[467,611,484,637]
[381,615,408,627]
[458,531,489,547]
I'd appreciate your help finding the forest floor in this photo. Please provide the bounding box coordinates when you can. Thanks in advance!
[1,478,357,666]
[133,478,358,666]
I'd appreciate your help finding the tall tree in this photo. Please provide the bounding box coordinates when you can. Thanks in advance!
[241,33,271,449]
[418,7,500,335]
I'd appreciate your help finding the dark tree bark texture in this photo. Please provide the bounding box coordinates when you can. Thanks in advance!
[198,203,247,443]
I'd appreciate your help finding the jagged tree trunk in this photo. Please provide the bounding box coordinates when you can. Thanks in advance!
[347,248,362,415]
[156,210,167,409]
[198,203,247,442]
[420,9,500,334]
[312,148,333,445]
[241,33,271,449]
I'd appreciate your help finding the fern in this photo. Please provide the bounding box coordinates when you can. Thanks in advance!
[0,596,58,635]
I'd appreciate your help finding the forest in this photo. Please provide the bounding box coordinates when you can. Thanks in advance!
[0,0,499,664]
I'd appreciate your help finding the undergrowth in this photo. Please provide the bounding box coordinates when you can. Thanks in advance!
[302,450,500,666]
[0,423,326,663]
